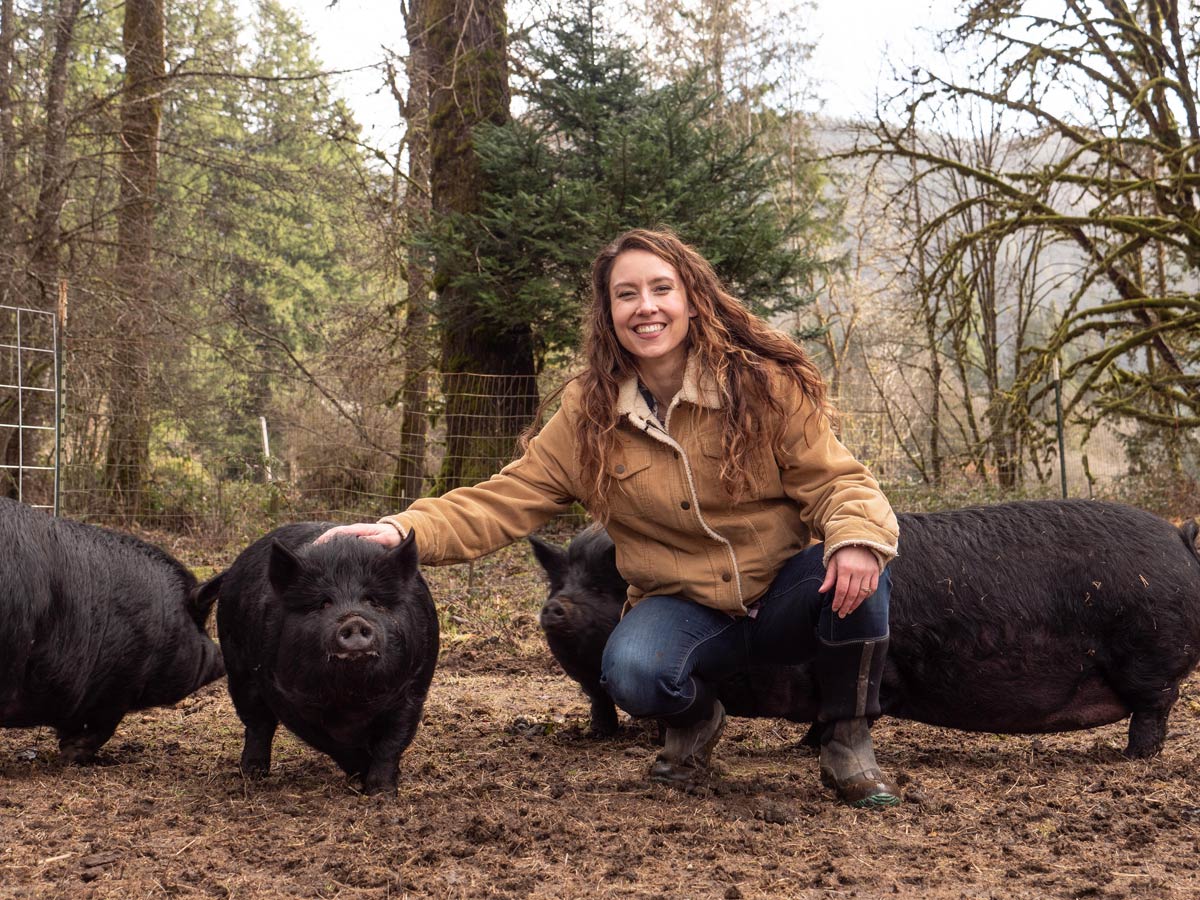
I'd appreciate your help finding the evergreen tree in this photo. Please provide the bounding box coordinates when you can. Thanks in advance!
[449,0,832,368]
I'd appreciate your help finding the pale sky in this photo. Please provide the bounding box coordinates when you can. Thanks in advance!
[279,0,963,143]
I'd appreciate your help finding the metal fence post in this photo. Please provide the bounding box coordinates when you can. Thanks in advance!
[1053,357,1067,499]
[260,416,273,482]
[55,281,67,516]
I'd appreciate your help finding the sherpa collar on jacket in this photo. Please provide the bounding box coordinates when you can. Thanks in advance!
[615,352,723,425]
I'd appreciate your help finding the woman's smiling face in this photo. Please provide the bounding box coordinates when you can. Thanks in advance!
[608,249,696,371]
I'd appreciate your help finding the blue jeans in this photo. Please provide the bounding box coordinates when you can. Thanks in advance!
[599,543,891,726]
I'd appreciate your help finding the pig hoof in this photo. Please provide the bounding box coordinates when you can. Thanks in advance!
[358,779,398,797]
[239,758,270,777]
[59,747,98,766]
[1122,742,1163,760]
[588,716,619,738]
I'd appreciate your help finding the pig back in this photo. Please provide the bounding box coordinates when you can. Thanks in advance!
[882,499,1200,732]
[0,498,223,727]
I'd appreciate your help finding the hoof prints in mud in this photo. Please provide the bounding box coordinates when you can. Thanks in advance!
[4,669,1200,899]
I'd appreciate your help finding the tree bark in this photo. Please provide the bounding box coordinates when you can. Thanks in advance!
[424,0,537,492]
[28,0,84,310]
[390,0,434,509]
[0,0,18,304]
[103,0,164,515]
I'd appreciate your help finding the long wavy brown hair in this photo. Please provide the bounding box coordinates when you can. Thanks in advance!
[566,227,833,521]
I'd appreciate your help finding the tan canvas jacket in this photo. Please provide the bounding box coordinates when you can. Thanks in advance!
[380,355,899,616]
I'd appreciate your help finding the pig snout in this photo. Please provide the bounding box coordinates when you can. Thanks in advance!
[332,615,380,659]
[539,597,570,632]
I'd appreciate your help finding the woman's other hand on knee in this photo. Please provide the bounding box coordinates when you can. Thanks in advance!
[820,546,881,618]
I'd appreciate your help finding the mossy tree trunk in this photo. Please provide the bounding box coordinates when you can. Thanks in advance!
[424,0,538,493]
[27,0,83,310]
[390,0,435,509]
[103,0,164,515]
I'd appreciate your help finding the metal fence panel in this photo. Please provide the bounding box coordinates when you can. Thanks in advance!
[0,305,60,513]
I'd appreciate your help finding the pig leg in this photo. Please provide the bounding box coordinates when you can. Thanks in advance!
[560,660,619,736]
[56,711,122,764]
[798,721,822,749]
[329,749,371,780]
[360,698,428,796]
[360,752,400,796]
[1124,686,1178,759]
[586,691,619,737]
[228,681,279,775]
[1108,652,1182,758]
[240,718,279,775]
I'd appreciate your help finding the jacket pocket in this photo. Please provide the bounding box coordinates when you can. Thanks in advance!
[608,446,653,518]
[700,436,779,499]
[610,447,652,480]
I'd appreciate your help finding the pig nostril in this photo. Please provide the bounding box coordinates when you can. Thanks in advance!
[541,600,567,621]
[336,617,375,652]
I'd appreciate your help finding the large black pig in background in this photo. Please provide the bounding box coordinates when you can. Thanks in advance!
[530,499,1200,758]
[0,497,225,763]
[216,524,438,796]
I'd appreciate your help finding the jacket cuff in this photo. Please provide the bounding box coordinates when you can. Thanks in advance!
[377,516,410,541]
[822,539,897,570]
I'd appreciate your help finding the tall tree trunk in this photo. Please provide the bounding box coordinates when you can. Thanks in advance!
[0,0,18,305]
[103,0,163,515]
[0,0,16,497]
[28,0,83,310]
[4,0,80,500]
[390,0,434,509]
[424,0,537,493]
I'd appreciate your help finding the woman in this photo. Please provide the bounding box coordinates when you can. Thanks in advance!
[319,228,901,808]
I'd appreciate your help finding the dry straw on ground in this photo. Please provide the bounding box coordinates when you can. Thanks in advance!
[3,539,1200,899]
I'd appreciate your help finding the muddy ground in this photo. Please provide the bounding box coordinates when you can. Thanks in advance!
[3,535,1200,899]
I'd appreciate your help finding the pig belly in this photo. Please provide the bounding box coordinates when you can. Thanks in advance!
[893,674,1131,734]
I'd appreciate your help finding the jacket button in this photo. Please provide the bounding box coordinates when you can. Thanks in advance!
[680,500,690,510]
[615,464,625,474]
[722,572,731,582]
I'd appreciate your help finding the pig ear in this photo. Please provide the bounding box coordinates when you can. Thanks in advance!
[188,572,224,628]
[528,535,567,589]
[372,529,420,586]
[268,540,306,596]
[601,540,618,573]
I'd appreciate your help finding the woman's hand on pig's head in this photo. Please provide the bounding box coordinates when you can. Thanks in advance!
[314,522,404,547]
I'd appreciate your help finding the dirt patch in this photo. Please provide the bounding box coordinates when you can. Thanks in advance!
[4,541,1200,898]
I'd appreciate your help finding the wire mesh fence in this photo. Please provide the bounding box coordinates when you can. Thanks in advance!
[1,299,1184,537]
[54,375,1155,539]
[0,305,59,512]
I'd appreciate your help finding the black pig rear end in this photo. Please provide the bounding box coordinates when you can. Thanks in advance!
[217,524,438,796]
[0,498,225,763]
[882,501,1200,759]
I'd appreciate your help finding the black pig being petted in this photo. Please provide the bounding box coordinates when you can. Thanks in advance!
[0,497,225,763]
[531,500,1200,758]
[216,524,438,795]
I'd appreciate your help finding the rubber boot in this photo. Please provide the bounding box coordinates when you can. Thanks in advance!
[815,637,900,808]
[648,699,726,787]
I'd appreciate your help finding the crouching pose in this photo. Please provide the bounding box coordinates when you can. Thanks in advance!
[319,228,901,808]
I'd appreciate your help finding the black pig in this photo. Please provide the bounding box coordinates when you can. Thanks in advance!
[530,527,626,735]
[0,498,225,763]
[531,500,1200,758]
[216,524,438,795]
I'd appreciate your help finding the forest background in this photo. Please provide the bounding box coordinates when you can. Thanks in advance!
[0,0,1197,540]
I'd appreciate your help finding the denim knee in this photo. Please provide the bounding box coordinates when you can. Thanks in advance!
[819,566,891,644]
[600,631,694,719]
